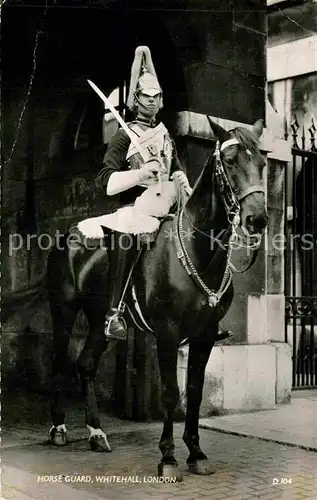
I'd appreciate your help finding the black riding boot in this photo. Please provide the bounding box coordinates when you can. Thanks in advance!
[105,231,140,340]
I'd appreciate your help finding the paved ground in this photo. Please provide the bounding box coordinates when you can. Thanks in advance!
[200,393,317,452]
[2,433,317,500]
[2,394,317,500]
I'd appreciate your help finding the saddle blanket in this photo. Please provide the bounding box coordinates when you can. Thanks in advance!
[77,181,178,241]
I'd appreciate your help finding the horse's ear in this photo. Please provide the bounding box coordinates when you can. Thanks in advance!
[206,116,230,143]
[252,119,264,138]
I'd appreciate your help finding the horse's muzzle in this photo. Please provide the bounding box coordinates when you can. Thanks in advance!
[244,213,268,235]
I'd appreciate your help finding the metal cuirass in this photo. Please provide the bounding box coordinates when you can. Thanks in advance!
[125,122,173,186]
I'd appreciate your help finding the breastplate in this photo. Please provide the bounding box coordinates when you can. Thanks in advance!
[126,122,173,186]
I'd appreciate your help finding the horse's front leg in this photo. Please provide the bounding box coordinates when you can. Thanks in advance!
[183,337,215,475]
[157,335,182,481]
[77,324,112,452]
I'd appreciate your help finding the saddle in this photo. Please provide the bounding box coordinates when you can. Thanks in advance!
[75,181,178,247]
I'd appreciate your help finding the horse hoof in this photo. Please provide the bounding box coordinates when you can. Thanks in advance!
[158,462,182,482]
[89,435,112,453]
[188,459,214,475]
[50,426,68,446]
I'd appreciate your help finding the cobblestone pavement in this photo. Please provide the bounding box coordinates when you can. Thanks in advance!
[2,422,317,500]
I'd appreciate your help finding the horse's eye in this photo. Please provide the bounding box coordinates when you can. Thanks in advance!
[225,158,234,167]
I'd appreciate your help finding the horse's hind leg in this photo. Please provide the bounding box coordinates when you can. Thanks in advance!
[183,338,215,475]
[77,312,111,452]
[157,336,182,481]
[50,303,78,446]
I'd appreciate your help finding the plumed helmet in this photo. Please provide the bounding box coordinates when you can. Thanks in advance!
[126,46,163,111]
[136,71,162,97]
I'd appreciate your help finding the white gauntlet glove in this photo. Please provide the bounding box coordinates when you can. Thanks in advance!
[170,170,192,196]
[139,159,160,183]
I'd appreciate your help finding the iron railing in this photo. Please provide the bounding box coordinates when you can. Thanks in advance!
[284,115,317,389]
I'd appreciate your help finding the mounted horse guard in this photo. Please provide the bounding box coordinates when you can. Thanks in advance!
[47,44,268,480]
[77,46,193,341]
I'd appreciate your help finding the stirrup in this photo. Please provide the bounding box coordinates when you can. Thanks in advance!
[104,305,127,341]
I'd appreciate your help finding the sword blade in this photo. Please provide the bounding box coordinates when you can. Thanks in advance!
[87,79,148,161]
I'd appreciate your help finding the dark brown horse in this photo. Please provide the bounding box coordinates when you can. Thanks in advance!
[46,117,267,479]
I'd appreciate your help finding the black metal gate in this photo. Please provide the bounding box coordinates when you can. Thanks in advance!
[285,117,317,389]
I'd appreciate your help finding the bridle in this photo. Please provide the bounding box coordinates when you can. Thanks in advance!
[175,136,266,308]
[215,137,265,221]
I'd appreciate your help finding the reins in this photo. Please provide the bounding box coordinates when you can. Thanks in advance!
[176,205,238,307]
[174,137,264,307]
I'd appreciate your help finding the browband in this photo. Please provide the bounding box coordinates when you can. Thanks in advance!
[220,138,240,151]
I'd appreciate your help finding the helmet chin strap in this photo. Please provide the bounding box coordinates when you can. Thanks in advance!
[134,95,158,126]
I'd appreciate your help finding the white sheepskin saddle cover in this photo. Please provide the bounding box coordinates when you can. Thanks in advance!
[77,181,177,240]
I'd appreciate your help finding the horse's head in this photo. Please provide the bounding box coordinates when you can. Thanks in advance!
[208,118,268,236]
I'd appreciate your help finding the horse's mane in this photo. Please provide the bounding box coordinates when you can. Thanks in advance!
[231,127,260,153]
